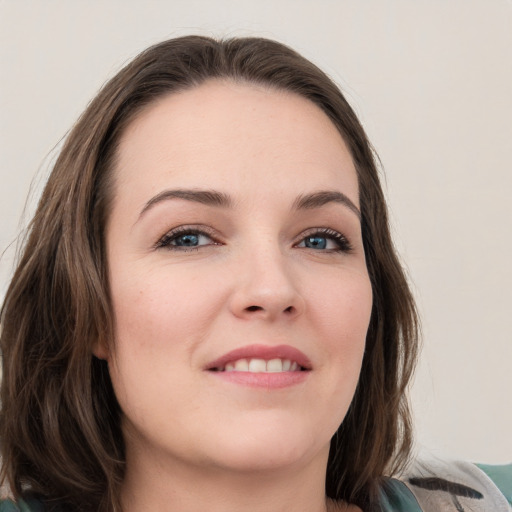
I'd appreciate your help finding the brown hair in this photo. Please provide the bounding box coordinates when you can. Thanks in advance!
[0,36,419,512]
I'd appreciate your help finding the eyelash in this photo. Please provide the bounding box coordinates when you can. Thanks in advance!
[155,226,353,253]
[297,228,353,253]
[154,226,218,251]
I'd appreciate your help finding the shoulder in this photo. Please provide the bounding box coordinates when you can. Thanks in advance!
[379,459,512,511]
[0,498,45,512]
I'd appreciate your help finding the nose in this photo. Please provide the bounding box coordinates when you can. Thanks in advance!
[228,246,305,321]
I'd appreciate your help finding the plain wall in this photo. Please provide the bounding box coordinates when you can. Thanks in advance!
[1,0,510,464]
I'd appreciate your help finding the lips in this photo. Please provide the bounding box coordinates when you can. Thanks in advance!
[205,345,312,389]
[205,344,312,372]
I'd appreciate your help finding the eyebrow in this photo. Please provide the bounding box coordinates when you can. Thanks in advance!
[139,189,233,218]
[138,188,360,221]
[293,190,361,219]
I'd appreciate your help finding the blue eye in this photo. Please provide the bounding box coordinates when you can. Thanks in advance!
[173,233,201,247]
[304,236,328,249]
[156,228,215,250]
[296,229,352,252]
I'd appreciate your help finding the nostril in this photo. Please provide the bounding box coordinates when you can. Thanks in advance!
[241,304,298,315]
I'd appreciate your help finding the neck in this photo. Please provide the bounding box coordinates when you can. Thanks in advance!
[119,443,355,512]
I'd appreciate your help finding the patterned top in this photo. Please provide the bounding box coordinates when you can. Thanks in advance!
[1,460,510,511]
[381,460,512,511]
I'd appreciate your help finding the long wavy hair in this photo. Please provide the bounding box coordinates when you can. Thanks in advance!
[0,36,419,512]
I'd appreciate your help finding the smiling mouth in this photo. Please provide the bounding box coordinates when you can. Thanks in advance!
[210,358,308,373]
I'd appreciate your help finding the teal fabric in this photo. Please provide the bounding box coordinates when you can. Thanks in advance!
[0,498,44,512]
[0,500,18,512]
[476,462,512,505]
[378,478,422,511]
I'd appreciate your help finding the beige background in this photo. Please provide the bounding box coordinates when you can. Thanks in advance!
[0,1,510,464]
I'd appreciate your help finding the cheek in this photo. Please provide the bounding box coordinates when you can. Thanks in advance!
[310,270,373,390]
[301,270,372,438]
[106,271,212,433]
[313,270,373,346]
[106,263,230,411]
[110,264,221,345]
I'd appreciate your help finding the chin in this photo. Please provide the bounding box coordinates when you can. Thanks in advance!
[202,415,332,473]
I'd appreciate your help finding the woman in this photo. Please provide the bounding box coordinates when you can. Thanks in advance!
[0,36,509,512]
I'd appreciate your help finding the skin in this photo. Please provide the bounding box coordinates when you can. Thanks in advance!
[99,81,371,512]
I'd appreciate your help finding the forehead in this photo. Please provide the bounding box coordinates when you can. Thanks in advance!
[113,80,359,209]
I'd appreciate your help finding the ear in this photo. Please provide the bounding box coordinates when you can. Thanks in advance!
[92,338,110,361]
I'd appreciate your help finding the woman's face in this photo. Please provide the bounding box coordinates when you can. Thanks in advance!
[103,81,373,475]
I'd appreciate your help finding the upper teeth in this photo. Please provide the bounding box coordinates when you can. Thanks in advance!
[219,358,300,372]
